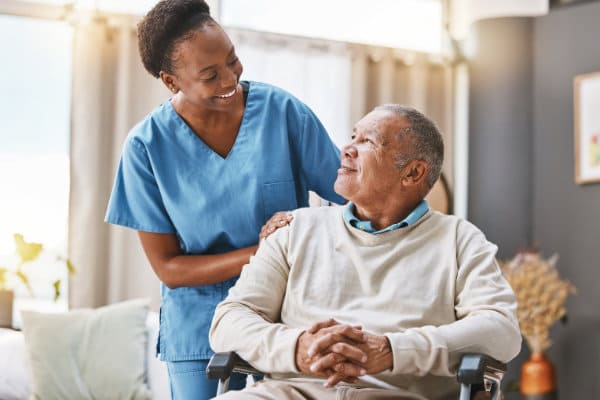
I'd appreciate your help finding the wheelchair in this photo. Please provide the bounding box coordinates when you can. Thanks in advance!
[207,351,506,400]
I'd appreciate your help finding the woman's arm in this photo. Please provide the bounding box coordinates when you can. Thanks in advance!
[137,212,293,288]
[137,231,258,289]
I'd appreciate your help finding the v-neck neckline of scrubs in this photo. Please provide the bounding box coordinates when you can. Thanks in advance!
[166,83,254,164]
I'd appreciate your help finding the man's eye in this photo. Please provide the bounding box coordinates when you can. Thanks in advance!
[228,58,239,66]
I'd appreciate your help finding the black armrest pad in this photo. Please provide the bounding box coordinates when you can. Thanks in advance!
[206,352,260,380]
[457,353,506,385]
[207,352,241,380]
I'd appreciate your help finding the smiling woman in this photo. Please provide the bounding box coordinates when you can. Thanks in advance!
[102,1,346,398]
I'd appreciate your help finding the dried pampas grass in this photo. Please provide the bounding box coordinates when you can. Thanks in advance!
[499,252,576,354]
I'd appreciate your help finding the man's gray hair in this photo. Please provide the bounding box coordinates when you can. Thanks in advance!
[374,104,444,188]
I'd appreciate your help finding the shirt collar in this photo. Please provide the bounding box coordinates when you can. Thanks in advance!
[343,200,429,235]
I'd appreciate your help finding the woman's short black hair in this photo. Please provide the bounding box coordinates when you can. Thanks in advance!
[137,0,215,78]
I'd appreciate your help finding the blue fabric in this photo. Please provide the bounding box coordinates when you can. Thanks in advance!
[105,81,344,361]
[343,200,429,234]
[166,359,247,400]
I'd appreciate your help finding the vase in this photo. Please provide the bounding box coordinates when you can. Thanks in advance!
[0,289,14,328]
[520,352,558,400]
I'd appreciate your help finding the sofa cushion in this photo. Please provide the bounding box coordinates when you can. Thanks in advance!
[0,328,30,400]
[21,298,152,400]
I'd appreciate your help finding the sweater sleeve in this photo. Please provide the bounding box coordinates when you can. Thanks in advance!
[385,220,521,377]
[209,226,303,373]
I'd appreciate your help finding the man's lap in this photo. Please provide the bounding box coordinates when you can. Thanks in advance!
[213,379,428,400]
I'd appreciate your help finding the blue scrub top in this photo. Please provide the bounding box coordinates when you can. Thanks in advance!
[105,81,344,361]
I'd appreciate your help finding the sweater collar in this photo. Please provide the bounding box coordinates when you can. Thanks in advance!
[343,200,429,235]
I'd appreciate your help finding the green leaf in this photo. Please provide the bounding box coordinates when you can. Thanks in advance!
[15,270,33,294]
[66,259,76,275]
[53,280,61,302]
[0,267,7,289]
[13,233,43,263]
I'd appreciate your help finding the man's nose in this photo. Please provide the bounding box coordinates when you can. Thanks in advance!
[342,143,357,158]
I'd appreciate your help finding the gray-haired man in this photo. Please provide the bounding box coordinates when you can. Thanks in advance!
[209,105,521,400]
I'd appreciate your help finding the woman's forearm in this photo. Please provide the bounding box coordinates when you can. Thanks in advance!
[160,244,259,288]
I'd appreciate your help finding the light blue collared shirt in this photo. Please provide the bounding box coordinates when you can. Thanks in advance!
[343,200,429,234]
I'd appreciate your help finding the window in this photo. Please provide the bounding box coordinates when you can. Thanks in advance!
[0,14,72,315]
[220,0,444,53]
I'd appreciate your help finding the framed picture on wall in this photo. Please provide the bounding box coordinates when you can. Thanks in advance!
[574,71,600,184]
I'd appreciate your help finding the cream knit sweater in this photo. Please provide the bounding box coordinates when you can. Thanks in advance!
[210,206,521,399]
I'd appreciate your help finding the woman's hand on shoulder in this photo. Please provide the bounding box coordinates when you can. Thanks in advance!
[259,211,293,240]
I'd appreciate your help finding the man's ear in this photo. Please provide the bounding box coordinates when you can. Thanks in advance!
[402,160,429,186]
[160,71,179,94]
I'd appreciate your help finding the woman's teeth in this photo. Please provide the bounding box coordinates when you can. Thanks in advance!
[217,89,236,98]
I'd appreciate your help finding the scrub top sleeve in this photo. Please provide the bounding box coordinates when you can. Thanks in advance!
[105,138,176,233]
[298,110,345,205]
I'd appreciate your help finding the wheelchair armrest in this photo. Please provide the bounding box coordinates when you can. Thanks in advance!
[208,352,506,391]
[457,353,506,385]
[206,352,261,380]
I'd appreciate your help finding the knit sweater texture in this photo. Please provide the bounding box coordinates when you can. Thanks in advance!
[210,206,521,399]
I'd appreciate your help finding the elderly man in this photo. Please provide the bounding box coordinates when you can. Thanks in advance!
[209,104,521,400]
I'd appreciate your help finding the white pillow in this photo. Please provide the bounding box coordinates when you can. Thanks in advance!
[0,328,30,400]
[21,299,152,400]
[145,311,169,399]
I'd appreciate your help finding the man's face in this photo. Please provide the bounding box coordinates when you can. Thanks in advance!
[334,110,413,206]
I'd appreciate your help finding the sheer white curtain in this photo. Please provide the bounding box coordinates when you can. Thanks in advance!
[229,29,454,186]
[69,15,169,310]
[352,47,455,187]
[228,29,353,149]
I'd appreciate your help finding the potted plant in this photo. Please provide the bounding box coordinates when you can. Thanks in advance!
[0,233,74,328]
[499,251,576,400]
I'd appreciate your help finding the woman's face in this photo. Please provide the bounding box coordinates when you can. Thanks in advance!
[167,22,244,111]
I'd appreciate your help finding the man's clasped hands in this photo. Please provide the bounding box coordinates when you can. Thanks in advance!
[295,319,394,387]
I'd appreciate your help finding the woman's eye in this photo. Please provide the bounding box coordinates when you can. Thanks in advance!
[202,74,217,81]
[228,58,239,66]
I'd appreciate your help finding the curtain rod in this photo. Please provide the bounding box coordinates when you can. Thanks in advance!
[0,0,140,27]
[0,0,71,20]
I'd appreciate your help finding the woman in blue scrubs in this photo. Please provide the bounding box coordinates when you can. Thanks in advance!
[104,0,344,398]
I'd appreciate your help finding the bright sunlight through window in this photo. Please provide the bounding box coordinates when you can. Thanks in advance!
[220,0,444,53]
[0,15,72,305]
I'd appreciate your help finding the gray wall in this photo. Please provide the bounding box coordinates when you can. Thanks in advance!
[469,2,600,398]
[533,2,600,397]
[468,18,533,259]
[468,17,534,397]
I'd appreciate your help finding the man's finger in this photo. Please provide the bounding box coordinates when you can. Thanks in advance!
[307,333,366,362]
[324,369,361,388]
[307,318,338,334]
[329,342,367,364]
[310,353,366,377]
[307,328,365,356]
[309,352,346,374]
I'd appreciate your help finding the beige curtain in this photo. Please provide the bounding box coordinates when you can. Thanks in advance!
[68,16,170,310]
[350,46,455,189]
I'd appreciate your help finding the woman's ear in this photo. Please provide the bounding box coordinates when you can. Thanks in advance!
[160,71,179,94]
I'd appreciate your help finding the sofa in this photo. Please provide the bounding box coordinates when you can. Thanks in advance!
[0,311,169,400]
